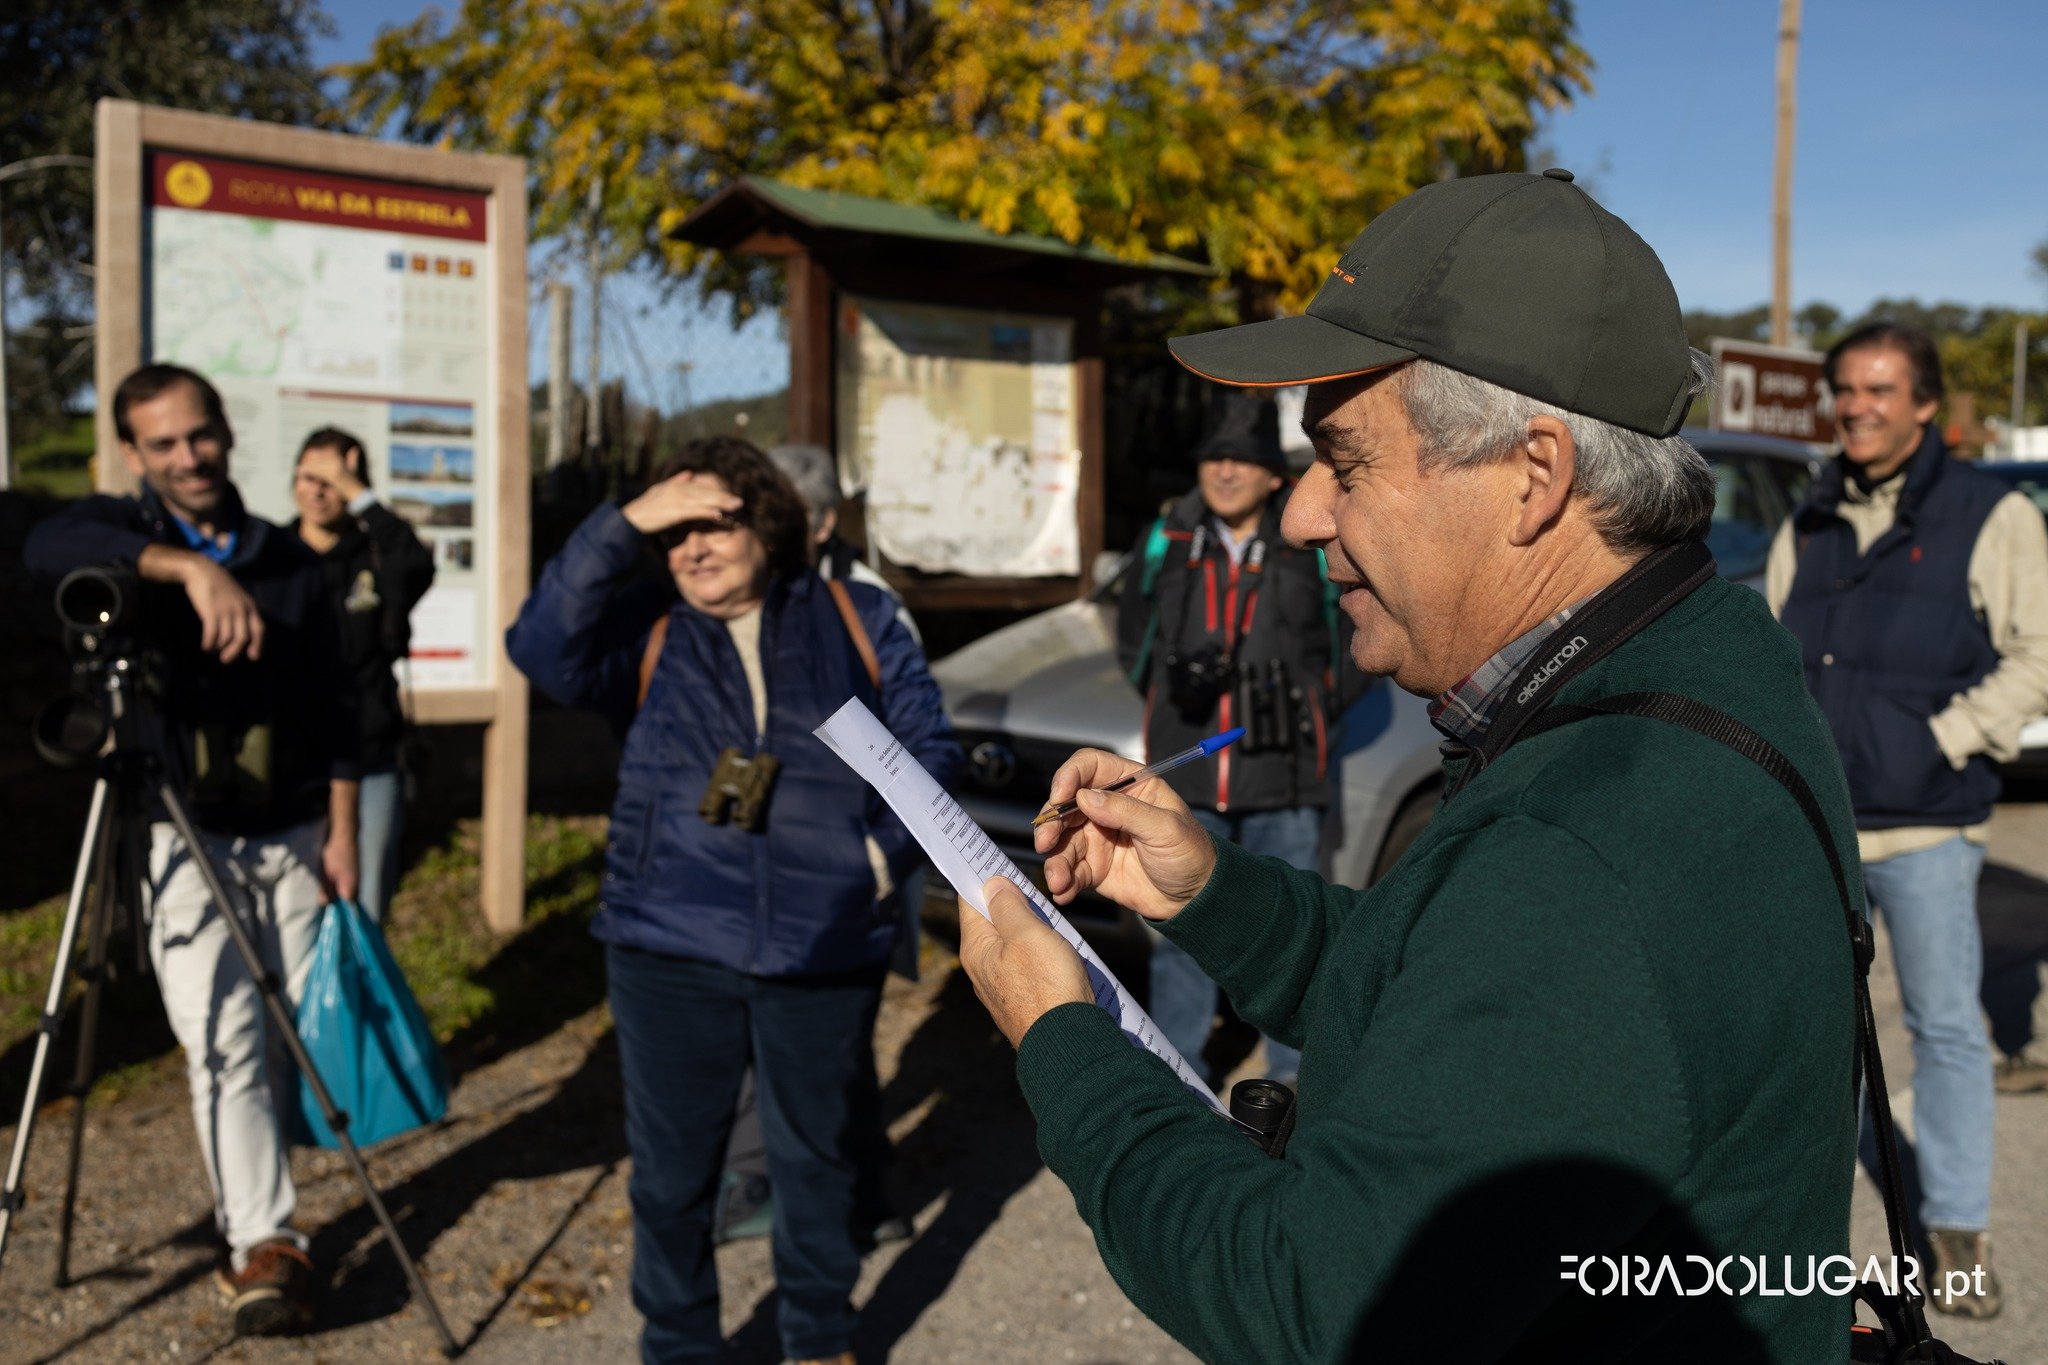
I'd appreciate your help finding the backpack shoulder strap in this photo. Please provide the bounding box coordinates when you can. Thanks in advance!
[636,614,670,711]
[1512,691,1937,1350]
[1139,516,1172,596]
[826,577,883,692]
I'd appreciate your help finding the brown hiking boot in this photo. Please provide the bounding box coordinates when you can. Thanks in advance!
[1926,1228,2002,1320]
[1994,1051,2048,1094]
[216,1238,318,1336]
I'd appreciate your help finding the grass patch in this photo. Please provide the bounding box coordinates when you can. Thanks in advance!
[385,814,610,1043]
[13,415,95,499]
[0,814,613,1103]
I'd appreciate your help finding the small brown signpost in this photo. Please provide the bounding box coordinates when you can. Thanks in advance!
[1710,337,1832,445]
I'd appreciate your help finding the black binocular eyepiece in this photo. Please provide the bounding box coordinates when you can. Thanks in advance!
[1230,1077,1298,1158]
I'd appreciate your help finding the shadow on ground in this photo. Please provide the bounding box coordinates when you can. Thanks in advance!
[1980,860,2048,1059]
[714,964,1049,1363]
[301,1033,629,1345]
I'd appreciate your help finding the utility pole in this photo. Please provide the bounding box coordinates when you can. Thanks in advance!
[547,281,572,468]
[1770,0,1802,348]
[584,179,604,458]
[2013,319,2029,431]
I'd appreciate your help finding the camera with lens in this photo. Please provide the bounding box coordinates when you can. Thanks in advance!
[1164,643,1233,717]
[699,747,781,832]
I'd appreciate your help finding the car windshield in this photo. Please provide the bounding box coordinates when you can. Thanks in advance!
[1703,458,1779,580]
[1987,469,2048,521]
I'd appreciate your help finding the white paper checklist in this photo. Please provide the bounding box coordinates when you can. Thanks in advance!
[815,698,1224,1113]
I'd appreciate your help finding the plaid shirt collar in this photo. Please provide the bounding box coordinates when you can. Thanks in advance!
[1428,600,1587,747]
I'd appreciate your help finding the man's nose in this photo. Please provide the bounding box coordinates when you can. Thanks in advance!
[1281,463,1335,549]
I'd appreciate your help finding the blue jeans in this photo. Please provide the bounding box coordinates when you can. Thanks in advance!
[1862,836,1994,1232]
[1149,806,1320,1084]
[355,768,404,925]
[607,944,885,1363]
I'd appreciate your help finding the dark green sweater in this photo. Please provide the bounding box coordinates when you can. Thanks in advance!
[1017,577,1858,1363]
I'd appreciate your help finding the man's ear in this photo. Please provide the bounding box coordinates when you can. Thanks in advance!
[816,505,839,545]
[1510,415,1576,546]
[118,443,145,480]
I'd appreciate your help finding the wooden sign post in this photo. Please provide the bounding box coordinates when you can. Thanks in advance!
[95,100,532,933]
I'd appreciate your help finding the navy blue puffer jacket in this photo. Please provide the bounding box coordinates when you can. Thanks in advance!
[507,503,963,975]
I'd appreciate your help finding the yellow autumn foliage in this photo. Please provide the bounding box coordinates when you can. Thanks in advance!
[344,0,1589,317]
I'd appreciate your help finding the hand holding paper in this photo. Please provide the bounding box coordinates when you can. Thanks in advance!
[814,698,1223,1112]
[956,876,1093,1048]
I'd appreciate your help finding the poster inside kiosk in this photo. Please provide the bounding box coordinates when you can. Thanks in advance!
[146,150,494,689]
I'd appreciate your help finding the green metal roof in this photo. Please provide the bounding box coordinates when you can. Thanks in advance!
[676,175,1212,280]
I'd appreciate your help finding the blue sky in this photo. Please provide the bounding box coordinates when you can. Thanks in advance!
[314,1,2048,406]
[1542,0,2048,315]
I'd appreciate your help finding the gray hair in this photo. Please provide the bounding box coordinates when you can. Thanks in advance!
[765,443,842,526]
[1395,351,1717,552]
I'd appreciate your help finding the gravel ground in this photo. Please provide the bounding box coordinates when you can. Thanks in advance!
[0,931,1201,1365]
[2,798,2044,1364]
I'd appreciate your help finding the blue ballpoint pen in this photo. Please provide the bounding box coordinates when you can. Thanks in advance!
[1030,727,1246,827]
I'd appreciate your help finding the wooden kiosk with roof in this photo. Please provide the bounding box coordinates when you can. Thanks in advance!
[672,178,1207,612]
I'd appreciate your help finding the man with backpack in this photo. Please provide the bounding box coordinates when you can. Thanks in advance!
[1115,389,1364,1083]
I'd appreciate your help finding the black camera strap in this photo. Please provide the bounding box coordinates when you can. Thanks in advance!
[1501,693,1997,1364]
[1444,539,1716,799]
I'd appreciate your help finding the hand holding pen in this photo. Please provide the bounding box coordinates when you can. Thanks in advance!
[1032,728,1244,828]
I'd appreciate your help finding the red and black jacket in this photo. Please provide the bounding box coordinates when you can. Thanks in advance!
[1115,486,1364,813]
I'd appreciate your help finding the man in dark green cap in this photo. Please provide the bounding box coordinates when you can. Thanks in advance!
[956,171,1863,1361]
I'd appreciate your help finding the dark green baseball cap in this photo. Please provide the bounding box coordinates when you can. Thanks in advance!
[1168,169,1696,437]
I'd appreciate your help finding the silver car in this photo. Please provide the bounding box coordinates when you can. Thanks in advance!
[931,429,1820,935]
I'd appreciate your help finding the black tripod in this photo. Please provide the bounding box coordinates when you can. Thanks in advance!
[0,653,458,1354]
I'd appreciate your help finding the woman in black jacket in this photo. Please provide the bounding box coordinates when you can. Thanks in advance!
[289,427,435,923]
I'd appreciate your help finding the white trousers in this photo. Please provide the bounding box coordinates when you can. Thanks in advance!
[146,819,326,1267]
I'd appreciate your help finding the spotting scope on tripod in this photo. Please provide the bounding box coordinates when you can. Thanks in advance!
[0,565,457,1354]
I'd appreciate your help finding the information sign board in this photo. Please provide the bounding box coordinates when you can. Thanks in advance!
[98,101,531,933]
[146,151,497,688]
[835,295,1081,578]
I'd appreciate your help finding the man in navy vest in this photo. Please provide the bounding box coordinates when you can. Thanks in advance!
[1769,322,2048,1320]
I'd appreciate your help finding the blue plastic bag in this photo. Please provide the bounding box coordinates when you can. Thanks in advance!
[294,900,448,1148]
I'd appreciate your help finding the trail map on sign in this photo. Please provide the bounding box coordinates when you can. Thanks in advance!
[835,296,1080,578]
[146,151,493,688]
